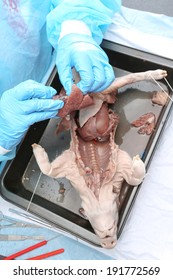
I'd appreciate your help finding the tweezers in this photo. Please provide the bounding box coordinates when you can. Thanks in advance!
[0,222,40,229]
[0,234,44,241]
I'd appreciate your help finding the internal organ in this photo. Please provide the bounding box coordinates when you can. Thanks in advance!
[56,86,94,118]
[77,102,118,142]
[152,91,168,106]
[32,69,167,248]
[131,112,156,135]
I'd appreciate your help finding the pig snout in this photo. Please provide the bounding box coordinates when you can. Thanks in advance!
[91,215,118,249]
[94,225,117,249]
[100,236,117,249]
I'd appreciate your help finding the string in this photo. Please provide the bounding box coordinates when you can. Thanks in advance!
[24,168,81,240]
[149,73,173,102]
[26,171,42,212]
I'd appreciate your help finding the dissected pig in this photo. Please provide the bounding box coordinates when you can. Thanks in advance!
[32,69,167,248]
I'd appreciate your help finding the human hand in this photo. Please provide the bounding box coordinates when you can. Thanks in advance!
[0,80,64,152]
[56,34,115,95]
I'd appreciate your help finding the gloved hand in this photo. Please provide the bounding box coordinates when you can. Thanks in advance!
[0,80,64,153]
[56,33,115,95]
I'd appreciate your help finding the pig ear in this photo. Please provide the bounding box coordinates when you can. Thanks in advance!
[112,188,120,208]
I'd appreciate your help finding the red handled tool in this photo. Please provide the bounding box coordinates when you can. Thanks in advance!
[26,248,64,260]
[3,237,64,260]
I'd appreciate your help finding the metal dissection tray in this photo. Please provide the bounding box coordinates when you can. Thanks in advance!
[0,41,173,247]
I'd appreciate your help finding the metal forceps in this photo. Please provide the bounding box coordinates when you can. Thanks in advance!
[0,210,40,229]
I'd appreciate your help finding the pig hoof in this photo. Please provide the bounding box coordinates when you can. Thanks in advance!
[32,143,42,149]
[32,143,47,160]
[148,69,167,80]
[32,143,45,154]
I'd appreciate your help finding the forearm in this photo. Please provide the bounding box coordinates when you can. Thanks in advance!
[47,0,121,48]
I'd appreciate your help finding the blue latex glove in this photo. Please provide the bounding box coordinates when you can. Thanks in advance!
[56,34,115,95]
[0,80,64,153]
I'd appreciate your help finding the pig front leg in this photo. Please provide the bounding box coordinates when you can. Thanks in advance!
[100,69,167,94]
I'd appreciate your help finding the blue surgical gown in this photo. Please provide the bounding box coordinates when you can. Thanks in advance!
[0,0,121,96]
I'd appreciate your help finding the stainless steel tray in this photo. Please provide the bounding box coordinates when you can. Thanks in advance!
[1,41,173,246]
